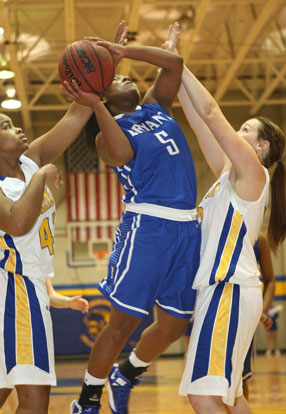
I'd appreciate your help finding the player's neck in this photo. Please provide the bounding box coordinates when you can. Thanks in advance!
[0,156,25,180]
[108,102,137,116]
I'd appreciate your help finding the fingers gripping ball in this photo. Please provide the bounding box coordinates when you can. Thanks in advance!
[58,39,115,95]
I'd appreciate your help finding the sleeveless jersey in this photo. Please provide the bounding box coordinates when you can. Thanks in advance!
[111,104,197,209]
[0,155,55,279]
[194,168,269,288]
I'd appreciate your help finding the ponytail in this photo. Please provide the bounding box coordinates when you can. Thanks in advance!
[256,116,286,252]
[268,160,286,252]
[84,113,100,152]
[83,102,112,152]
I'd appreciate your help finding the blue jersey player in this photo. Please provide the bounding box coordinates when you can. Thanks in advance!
[65,22,201,414]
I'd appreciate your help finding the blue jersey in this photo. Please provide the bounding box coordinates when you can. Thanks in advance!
[111,104,197,209]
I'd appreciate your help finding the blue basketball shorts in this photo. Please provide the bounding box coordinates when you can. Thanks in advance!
[98,211,201,319]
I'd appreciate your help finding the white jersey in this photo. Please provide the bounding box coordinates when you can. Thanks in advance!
[0,155,55,280]
[194,168,269,288]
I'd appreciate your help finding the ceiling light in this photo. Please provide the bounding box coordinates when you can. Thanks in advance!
[0,57,7,66]
[0,70,15,80]
[1,99,22,109]
[5,84,16,98]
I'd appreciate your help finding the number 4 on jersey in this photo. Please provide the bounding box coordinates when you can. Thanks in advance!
[39,216,54,255]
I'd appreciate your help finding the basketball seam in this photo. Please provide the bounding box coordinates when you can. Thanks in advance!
[85,41,106,90]
[69,41,101,95]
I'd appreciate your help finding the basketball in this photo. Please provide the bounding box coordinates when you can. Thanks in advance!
[58,39,115,95]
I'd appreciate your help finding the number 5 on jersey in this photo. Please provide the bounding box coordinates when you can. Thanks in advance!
[154,130,180,155]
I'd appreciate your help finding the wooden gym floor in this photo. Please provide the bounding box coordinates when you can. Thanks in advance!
[1,353,285,413]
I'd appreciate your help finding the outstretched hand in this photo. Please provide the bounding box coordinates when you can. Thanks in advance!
[114,20,128,47]
[162,22,180,53]
[84,20,128,66]
[68,295,89,314]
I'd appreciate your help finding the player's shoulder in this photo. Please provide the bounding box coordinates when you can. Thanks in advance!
[141,102,170,115]
[20,154,40,170]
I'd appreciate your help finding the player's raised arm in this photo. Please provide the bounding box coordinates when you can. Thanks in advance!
[162,23,230,178]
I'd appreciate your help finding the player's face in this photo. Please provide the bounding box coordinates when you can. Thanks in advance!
[0,114,28,154]
[237,118,270,161]
[104,75,140,108]
[237,118,261,149]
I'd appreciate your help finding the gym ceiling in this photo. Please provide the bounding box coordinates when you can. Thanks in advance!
[0,0,285,138]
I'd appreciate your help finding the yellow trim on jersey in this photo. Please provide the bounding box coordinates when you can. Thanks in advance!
[205,182,221,199]
[215,210,243,282]
[208,283,233,376]
[41,188,55,214]
[15,274,34,365]
[0,236,16,273]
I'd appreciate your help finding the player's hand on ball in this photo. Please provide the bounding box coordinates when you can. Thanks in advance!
[84,20,127,46]
[84,37,125,65]
[96,41,125,65]
[85,20,128,66]
[62,80,101,107]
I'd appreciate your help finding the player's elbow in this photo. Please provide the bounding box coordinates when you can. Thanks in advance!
[9,218,34,237]
[203,100,220,122]
[172,54,183,74]
[96,135,134,167]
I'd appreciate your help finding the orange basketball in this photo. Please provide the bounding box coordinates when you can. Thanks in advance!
[58,39,115,95]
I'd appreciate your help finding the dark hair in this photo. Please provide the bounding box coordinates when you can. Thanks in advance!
[256,116,286,252]
[84,113,100,152]
[83,102,112,152]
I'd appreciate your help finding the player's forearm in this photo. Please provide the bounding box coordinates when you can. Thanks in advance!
[4,171,46,236]
[123,45,183,72]
[94,101,133,166]
[178,84,229,178]
[39,103,93,165]
[181,66,222,122]
[263,280,276,314]
[49,291,71,308]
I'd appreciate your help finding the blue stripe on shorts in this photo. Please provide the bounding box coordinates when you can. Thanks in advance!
[98,211,201,319]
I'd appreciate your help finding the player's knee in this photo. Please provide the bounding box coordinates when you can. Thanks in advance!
[188,394,200,411]
[106,319,138,343]
[16,385,50,413]
[188,394,224,412]
[159,320,188,342]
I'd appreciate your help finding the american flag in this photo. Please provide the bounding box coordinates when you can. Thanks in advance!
[65,131,124,242]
